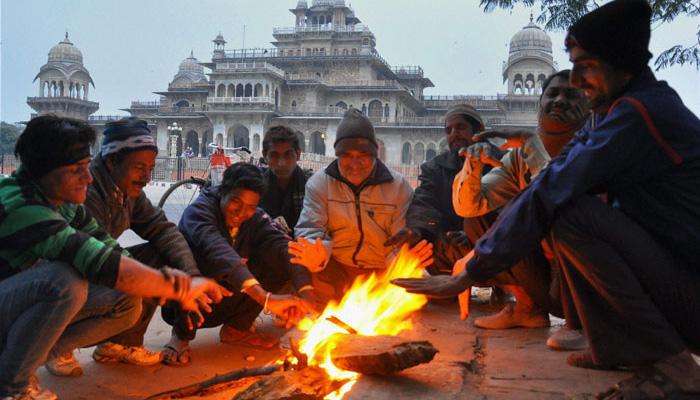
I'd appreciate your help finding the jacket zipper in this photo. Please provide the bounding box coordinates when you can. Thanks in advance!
[351,191,364,266]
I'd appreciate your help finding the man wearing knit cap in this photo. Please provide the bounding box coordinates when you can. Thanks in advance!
[385,104,488,275]
[78,117,205,369]
[394,0,700,397]
[290,108,432,303]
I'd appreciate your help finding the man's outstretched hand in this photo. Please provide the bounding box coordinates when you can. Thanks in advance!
[391,269,473,298]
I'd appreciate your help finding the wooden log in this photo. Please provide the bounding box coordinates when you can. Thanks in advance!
[144,365,280,400]
[329,333,438,375]
[232,366,350,400]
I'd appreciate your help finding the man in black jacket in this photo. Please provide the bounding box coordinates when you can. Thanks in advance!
[386,104,487,274]
[161,163,315,365]
[259,126,312,235]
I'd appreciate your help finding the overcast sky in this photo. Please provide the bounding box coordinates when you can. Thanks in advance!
[2,0,698,123]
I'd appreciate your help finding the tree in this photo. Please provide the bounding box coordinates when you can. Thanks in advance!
[479,0,700,70]
[1,122,22,155]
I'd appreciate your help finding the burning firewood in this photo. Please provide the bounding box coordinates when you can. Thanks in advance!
[232,366,350,400]
[329,333,438,375]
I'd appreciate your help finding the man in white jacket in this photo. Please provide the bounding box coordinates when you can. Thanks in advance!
[289,108,432,303]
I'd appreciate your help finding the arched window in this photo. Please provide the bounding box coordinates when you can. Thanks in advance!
[342,49,349,56]
[265,84,270,97]
[368,100,383,118]
[215,133,224,146]
[426,143,437,161]
[351,48,357,55]
[384,104,390,118]
[310,131,326,155]
[254,83,263,97]
[401,143,412,164]
[175,100,190,108]
[291,100,297,109]
[217,84,225,97]
[227,83,235,97]
[253,134,261,153]
[335,101,347,111]
[377,139,386,162]
[297,131,306,152]
[414,142,425,165]
[244,84,253,97]
[236,84,244,97]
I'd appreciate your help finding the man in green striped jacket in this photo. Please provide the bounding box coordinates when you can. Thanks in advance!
[0,115,230,400]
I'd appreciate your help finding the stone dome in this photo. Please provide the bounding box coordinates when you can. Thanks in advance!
[171,52,208,86]
[48,33,83,64]
[296,0,308,8]
[509,21,552,54]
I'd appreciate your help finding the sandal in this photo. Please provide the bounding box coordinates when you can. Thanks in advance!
[219,325,279,349]
[162,344,191,366]
[597,367,697,400]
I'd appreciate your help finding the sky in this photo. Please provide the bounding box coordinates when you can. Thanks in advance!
[1,0,698,123]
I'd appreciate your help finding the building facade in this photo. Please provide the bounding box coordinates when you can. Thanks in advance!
[28,1,556,167]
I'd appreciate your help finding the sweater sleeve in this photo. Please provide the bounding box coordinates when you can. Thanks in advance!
[294,172,333,266]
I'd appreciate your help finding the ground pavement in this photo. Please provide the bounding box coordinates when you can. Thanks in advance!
[35,184,698,399]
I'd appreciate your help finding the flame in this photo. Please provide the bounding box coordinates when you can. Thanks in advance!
[295,246,427,399]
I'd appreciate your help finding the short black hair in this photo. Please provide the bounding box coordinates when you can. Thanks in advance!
[15,114,95,178]
[219,162,266,197]
[539,70,572,100]
[262,126,301,156]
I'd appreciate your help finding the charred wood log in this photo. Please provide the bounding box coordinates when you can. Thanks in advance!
[144,365,280,400]
[232,366,350,400]
[329,333,438,375]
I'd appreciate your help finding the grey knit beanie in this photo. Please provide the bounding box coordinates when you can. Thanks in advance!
[334,108,378,148]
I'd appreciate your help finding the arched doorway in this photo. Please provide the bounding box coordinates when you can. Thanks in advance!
[227,125,250,148]
[215,133,224,146]
[200,130,212,156]
[310,131,326,155]
[252,134,261,153]
[185,130,199,156]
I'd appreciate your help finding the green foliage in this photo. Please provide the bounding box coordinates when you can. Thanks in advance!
[1,122,23,155]
[479,0,700,70]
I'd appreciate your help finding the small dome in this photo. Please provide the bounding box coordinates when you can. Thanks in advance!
[509,20,552,54]
[296,0,308,8]
[171,51,208,87]
[48,33,83,64]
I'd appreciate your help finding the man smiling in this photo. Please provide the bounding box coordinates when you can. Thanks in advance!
[84,117,203,369]
[394,0,700,397]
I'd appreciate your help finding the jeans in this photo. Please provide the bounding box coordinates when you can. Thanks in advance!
[550,195,700,365]
[0,262,140,395]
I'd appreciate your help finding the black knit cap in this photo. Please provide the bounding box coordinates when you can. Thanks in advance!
[567,0,653,74]
[334,108,377,148]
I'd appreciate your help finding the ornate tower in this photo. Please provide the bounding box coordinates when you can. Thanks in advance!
[502,16,556,96]
[27,32,99,120]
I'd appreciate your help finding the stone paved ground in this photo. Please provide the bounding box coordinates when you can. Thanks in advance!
[35,184,697,399]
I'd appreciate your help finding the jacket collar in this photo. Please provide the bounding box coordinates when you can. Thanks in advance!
[325,158,394,192]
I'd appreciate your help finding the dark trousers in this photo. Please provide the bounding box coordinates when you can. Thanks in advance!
[550,195,700,366]
[108,243,164,347]
[162,265,287,341]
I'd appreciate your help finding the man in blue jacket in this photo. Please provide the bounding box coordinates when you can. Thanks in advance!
[161,163,315,365]
[394,0,700,397]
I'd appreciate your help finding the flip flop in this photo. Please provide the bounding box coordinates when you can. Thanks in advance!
[162,344,191,366]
